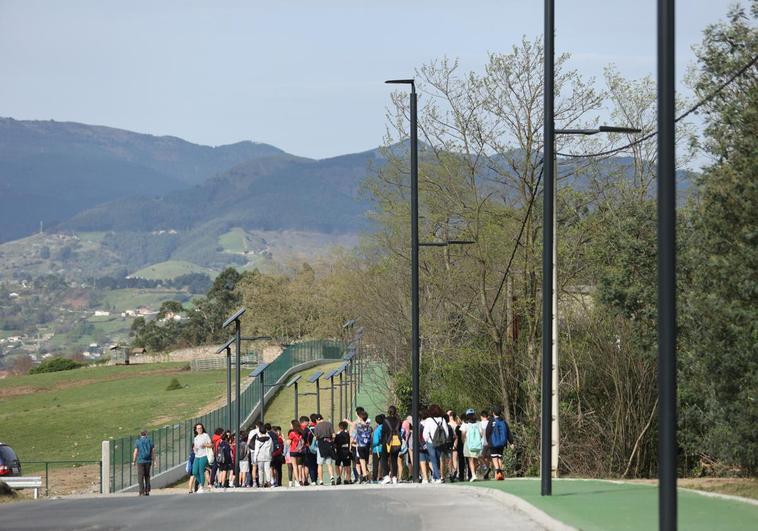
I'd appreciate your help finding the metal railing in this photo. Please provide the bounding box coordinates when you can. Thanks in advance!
[107,340,344,492]
[23,460,102,497]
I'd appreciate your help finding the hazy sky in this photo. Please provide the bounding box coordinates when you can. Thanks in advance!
[0,0,739,159]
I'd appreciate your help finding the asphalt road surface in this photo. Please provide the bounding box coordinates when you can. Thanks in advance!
[0,485,547,531]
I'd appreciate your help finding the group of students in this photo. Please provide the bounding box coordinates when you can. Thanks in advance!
[186,403,513,492]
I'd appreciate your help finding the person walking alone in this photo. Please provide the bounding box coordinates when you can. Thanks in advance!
[132,430,154,496]
[191,423,212,493]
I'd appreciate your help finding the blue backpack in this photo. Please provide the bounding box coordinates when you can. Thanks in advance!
[489,418,510,448]
[356,422,372,447]
[372,425,383,453]
[308,426,319,453]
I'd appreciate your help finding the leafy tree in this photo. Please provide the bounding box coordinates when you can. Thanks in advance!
[680,2,758,474]
[29,356,84,374]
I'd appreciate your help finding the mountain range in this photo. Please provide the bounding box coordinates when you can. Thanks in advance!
[0,117,381,279]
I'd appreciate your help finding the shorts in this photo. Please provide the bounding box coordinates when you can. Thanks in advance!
[217,462,233,472]
[238,460,250,473]
[489,446,505,458]
[356,446,370,461]
[316,448,334,466]
[418,450,430,463]
[336,455,351,467]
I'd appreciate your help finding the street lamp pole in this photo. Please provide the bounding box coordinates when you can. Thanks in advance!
[223,307,246,487]
[542,0,555,497]
[658,0,677,527]
[215,337,236,434]
[386,78,420,483]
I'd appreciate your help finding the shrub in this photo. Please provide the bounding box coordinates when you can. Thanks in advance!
[165,378,183,391]
[29,356,85,374]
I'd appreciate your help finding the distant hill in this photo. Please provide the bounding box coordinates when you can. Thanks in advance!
[62,149,380,235]
[0,117,286,242]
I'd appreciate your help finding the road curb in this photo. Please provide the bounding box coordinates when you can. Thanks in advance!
[454,485,576,531]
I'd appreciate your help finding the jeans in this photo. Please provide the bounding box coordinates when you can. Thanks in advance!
[137,462,151,494]
[192,456,208,486]
[427,445,441,480]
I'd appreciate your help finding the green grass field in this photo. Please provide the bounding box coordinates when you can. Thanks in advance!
[0,363,226,467]
[470,479,758,531]
[99,288,190,311]
[129,260,214,280]
[218,228,249,254]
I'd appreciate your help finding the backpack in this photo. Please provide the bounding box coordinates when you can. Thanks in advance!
[445,423,455,450]
[489,418,510,448]
[294,433,305,454]
[135,437,153,462]
[431,419,448,449]
[269,431,281,455]
[356,423,372,447]
[384,418,402,450]
[466,423,483,453]
[308,427,319,453]
[372,425,383,452]
[215,443,227,465]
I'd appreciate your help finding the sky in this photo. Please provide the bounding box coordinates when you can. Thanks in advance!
[0,0,741,159]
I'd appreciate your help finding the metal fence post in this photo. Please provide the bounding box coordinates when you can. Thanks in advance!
[45,462,49,497]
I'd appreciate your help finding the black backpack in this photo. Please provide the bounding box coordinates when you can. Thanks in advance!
[431,419,448,449]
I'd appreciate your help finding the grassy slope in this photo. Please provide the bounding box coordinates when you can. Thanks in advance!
[264,361,391,429]
[218,228,248,254]
[0,363,226,467]
[99,288,190,311]
[129,260,213,280]
[470,479,758,531]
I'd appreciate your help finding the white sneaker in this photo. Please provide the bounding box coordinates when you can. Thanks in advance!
[469,477,477,482]
[288,481,293,487]
[380,476,392,485]
[421,479,429,484]
[433,478,442,484]
[197,487,205,493]
[392,477,398,484]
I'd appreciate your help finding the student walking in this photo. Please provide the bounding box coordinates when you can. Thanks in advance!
[237,432,250,487]
[371,414,385,482]
[381,406,403,484]
[313,414,336,485]
[422,404,449,483]
[288,419,306,486]
[254,425,274,487]
[461,410,484,482]
[191,423,212,493]
[272,426,285,487]
[486,407,512,480]
[334,421,352,484]
[132,430,154,496]
[215,432,233,488]
[352,410,372,483]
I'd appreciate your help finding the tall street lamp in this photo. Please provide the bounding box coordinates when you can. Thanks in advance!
[658,0,677,528]
[551,126,640,479]
[385,78,420,483]
[215,337,236,433]
[223,307,246,486]
[544,1,677,525]
[286,375,302,420]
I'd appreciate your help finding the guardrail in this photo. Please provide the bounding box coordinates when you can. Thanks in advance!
[104,339,345,493]
[23,460,102,497]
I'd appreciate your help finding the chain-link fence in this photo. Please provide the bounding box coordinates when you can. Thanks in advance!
[107,339,345,492]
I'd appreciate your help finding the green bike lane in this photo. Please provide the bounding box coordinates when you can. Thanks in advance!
[469,478,757,530]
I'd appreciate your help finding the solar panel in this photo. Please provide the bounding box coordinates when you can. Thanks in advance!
[222,307,246,328]
[307,371,324,383]
[286,375,301,387]
[249,362,269,378]
[215,337,235,354]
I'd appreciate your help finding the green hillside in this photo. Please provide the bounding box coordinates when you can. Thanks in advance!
[130,260,215,280]
[0,363,227,464]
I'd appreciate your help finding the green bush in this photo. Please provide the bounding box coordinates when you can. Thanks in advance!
[165,378,183,391]
[29,356,85,374]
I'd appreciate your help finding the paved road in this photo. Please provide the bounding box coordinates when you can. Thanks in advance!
[0,485,546,531]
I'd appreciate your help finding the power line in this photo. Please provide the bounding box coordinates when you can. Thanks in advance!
[556,53,758,159]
